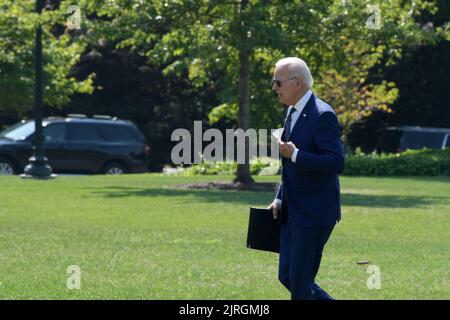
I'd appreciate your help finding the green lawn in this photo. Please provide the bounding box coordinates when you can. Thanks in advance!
[0,174,449,299]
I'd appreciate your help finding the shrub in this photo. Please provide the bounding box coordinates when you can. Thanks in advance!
[343,148,450,176]
[164,157,281,176]
[164,149,450,176]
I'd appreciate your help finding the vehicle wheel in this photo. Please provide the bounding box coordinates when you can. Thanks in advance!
[101,162,128,175]
[0,157,16,175]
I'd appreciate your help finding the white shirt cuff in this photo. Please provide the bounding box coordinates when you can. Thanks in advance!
[291,148,299,163]
[274,198,282,205]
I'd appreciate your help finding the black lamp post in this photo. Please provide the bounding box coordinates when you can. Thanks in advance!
[21,0,54,179]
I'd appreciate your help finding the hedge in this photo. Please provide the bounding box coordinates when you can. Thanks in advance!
[165,149,450,176]
[343,148,450,176]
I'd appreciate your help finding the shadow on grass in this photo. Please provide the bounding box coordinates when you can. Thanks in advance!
[86,185,446,209]
[344,176,450,184]
[341,193,444,208]
[87,186,273,206]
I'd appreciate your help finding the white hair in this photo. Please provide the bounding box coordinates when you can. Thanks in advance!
[275,57,314,89]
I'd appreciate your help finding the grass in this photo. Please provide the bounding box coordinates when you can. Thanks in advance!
[0,174,449,299]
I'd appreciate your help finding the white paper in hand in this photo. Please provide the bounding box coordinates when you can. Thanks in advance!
[272,128,284,142]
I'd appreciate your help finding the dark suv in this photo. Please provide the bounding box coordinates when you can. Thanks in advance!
[0,114,149,175]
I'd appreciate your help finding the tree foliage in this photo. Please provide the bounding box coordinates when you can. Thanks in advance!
[0,0,94,114]
[1,0,448,170]
[99,0,447,133]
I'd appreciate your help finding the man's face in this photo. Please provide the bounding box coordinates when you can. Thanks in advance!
[272,67,302,106]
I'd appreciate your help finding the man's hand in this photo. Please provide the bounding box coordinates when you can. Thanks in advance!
[279,141,296,159]
[267,201,282,219]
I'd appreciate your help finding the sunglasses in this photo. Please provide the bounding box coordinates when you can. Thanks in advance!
[272,76,297,87]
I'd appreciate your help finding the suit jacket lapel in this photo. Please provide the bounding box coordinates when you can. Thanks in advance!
[290,93,315,139]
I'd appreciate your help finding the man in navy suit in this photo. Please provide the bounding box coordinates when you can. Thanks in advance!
[268,57,344,300]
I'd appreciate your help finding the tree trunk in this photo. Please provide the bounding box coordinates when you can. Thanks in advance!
[234,0,254,185]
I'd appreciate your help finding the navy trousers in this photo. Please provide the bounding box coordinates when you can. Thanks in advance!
[278,213,335,300]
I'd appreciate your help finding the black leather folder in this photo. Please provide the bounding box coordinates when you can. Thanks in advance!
[246,207,281,253]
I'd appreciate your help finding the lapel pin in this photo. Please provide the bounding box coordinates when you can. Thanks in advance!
[303,114,307,117]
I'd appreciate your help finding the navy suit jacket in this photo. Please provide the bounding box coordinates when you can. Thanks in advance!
[276,93,344,228]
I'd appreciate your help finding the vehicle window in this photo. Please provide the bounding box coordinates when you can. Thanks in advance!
[67,124,105,141]
[0,121,35,140]
[44,124,66,142]
[98,125,139,141]
[400,132,445,149]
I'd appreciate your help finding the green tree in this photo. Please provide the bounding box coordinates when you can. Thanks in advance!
[99,0,445,181]
[0,0,94,115]
[6,0,445,178]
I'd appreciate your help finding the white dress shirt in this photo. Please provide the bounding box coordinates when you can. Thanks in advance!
[274,90,312,205]
[286,90,312,163]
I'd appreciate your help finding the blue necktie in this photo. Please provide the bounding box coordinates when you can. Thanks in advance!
[284,107,296,142]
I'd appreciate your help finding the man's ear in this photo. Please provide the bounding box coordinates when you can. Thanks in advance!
[296,78,304,90]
